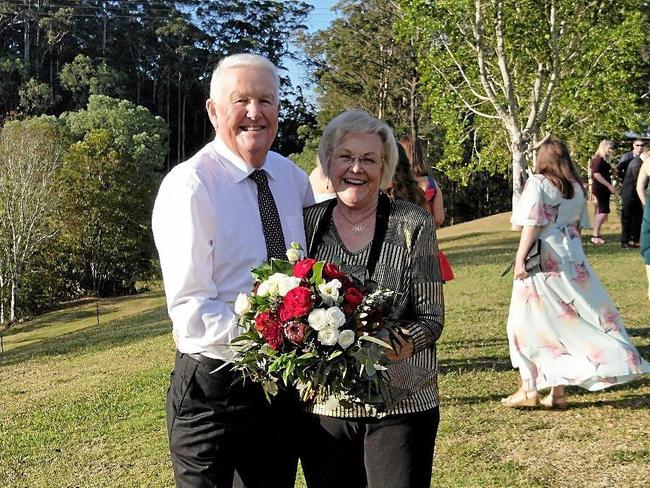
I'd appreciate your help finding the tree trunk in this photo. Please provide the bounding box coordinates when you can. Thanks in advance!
[10,276,16,323]
[23,0,31,68]
[177,72,182,165]
[511,140,528,230]
[182,89,187,161]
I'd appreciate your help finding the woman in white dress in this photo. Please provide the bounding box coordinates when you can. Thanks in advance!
[502,137,650,409]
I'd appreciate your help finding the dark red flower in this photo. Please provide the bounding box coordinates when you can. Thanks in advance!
[264,320,285,350]
[284,321,307,345]
[323,262,345,280]
[279,286,314,321]
[292,258,317,279]
[343,287,364,314]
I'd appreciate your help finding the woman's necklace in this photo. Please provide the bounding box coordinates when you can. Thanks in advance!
[335,204,377,236]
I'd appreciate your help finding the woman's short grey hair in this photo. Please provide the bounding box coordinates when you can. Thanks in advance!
[318,110,398,189]
[209,53,280,103]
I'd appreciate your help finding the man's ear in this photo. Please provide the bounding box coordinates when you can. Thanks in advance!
[206,98,218,129]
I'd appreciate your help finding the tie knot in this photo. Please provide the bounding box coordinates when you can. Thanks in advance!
[249,169,268,185]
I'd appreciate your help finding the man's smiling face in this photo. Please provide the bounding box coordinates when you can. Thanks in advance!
[207,65,279,168]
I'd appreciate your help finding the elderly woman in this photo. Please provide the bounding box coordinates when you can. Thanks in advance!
[300,110,444,488]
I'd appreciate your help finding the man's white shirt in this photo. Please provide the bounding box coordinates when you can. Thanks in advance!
[152,136,315,360]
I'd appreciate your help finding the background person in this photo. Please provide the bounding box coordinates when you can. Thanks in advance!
[300,110,444,488]
[399,135,445,226]
[590,139,616,245]
[502,137,650,409]
[619,143,645,248]
[616,138,644,182]
[152,53,314,488]
[636,144,650,299]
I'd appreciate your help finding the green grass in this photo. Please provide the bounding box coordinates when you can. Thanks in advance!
[1,210,648,487]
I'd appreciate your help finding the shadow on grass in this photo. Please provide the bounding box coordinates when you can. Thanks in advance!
[442,338,509,350]
[440,355,513,374]
[0,306,170,367]
[566,395,650,410]
[1,291,165,339]
[3,307,120,338]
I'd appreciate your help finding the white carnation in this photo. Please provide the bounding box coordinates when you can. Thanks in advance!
[278,276,302,297]
[318,279,342,305]
[317,327,340,346]
[325,306,346,328]
[307,308,329,330]
[234,292,251,315]
[337,329,355,349]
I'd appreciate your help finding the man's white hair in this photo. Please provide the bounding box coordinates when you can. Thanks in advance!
[209,53,280,102]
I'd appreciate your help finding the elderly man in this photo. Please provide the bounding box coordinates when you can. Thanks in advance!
[152,53,314,488]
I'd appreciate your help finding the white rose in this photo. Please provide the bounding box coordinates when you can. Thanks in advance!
[338,329,355,349]
[234,292,251,315]
[318,279,342,305]
[325,306,346,328]
[307,308,328,330]
[256,280,278,297]
[286,247,303,263]
[318,327,340,346]
[278,276,302,297]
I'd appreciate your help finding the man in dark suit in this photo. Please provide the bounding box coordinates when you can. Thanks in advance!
[616,139,644,183]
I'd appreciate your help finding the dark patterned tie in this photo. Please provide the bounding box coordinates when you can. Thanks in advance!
[249,169,287,260]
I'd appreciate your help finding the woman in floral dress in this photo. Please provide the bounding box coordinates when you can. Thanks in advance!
[502,137,650,409]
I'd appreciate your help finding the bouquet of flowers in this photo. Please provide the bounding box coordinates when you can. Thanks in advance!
[231,243,396,409]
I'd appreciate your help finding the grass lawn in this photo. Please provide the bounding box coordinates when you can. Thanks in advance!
[1,210,648,487]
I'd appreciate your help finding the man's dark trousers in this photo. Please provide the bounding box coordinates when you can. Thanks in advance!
[167,352,299,488]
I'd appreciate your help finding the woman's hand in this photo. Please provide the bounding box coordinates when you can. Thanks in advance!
[383,328,415,361]
[514,258,528,280]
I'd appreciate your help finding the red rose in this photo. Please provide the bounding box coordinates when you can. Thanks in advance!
[284,321,307,345]
[254,310,272,333]
[292,258,317,279]
[343,287,364,314]
[279,286,314,321]
[323,262,345,280]
[264,320,285,350]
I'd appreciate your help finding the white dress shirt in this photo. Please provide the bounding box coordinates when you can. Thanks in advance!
[152,136,315,360]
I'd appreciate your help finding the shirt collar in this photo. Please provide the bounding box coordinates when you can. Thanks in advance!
[211,136,278,183]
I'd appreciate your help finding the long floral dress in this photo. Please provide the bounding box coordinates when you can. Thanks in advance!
[507,175,650,391]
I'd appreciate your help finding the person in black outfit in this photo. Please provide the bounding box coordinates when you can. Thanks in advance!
[616,139,644,183]
[620,147,647,247]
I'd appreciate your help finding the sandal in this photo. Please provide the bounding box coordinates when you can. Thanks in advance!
[540,393,568,410]
[590,236,606,245]
[501,389,539,408]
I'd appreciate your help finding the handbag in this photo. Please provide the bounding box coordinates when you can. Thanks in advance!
[501,239,543,277]
[438,250,454,282]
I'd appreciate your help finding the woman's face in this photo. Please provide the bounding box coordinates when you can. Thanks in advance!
[641,151,650,164]
[329,132,384,210]
[604,144,613,158]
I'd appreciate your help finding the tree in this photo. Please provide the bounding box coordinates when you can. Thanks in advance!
[302,0,425,138]
[59,54,126,109]
[58,95,168,296]
[18,78,57,115]
[400,0,649,209]
[0,116,66,324]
